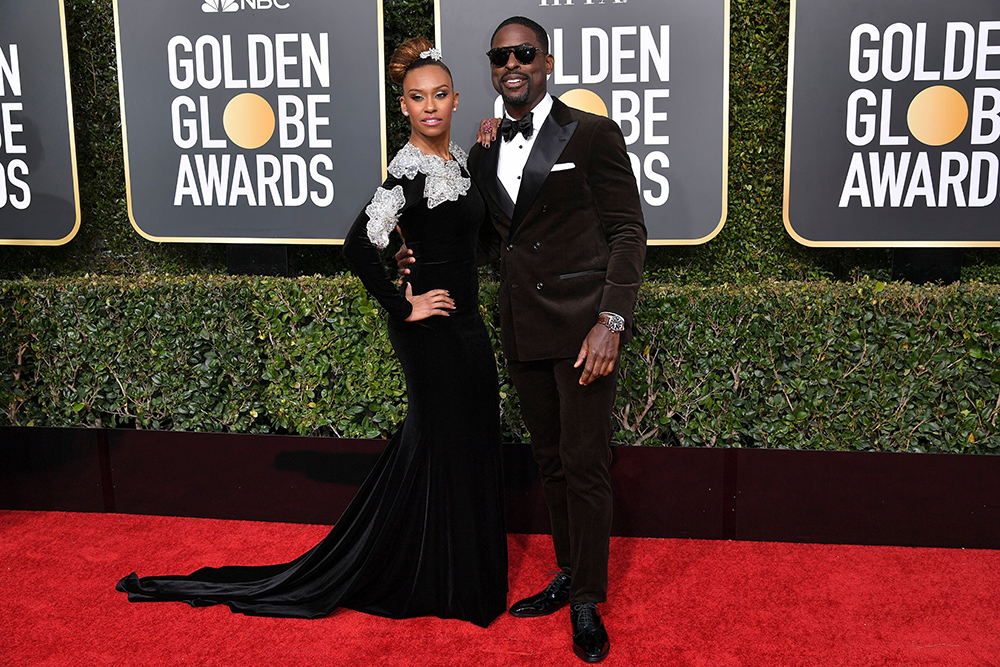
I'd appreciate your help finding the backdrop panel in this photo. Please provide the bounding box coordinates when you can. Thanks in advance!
[785,0,1000,246]
[0,0,80,246]
[436,0,729,244]
[114,0,386,243]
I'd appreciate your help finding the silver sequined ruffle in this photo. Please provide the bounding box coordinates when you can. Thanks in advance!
[364,185,405,250]
[364,142,471,248]
[365,142,472,250]
[388,142,470,209]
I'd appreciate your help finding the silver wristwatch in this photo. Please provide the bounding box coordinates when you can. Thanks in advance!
[597,311,625,333]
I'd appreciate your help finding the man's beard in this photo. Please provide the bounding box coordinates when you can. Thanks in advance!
[500,81,531,107]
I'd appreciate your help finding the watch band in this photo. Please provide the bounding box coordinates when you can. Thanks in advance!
[598,311,625,333]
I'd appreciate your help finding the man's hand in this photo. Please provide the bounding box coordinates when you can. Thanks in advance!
[477,118,501,148]
[394,226,414,283]
[574,323,619,386]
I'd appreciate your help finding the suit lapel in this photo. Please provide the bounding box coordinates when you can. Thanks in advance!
[509,103,578,238]
[477,142,515,220]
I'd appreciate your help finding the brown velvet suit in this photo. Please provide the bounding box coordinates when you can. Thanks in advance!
[471,97,646,603]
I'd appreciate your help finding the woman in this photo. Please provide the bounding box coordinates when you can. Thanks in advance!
[116,38,508,628]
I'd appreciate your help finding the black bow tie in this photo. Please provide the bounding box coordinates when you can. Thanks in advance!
[500,114,533,142]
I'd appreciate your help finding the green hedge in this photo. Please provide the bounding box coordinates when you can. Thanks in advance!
[4,277,999,454]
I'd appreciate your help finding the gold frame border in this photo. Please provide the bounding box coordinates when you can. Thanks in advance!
[434,0,441,51]
[435,0,730,247]
[0,0,82,247]
[113,0,387,245]
[782,0,1000,248]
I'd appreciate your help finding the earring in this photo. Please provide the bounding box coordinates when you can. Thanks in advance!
[403,111,409,116]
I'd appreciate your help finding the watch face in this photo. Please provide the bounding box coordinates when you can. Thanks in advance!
[602,313,625,332]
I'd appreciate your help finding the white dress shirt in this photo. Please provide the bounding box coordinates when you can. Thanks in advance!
[497,93,553,203]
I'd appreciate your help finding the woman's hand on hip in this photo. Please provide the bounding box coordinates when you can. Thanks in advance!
[404,282,455,321]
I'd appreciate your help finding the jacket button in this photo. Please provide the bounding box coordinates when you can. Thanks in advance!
[533,242,541,250]
[493,212,499,219]
[541,205,548,213]
[506,244,514,251]
[536,282,543,290]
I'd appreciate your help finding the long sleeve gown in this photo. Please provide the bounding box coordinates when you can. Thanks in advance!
[116,142,508,628]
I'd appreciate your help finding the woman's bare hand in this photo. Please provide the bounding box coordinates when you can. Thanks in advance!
[404,283,455,321]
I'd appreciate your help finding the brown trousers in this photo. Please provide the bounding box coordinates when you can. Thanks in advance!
[507,357,618,604]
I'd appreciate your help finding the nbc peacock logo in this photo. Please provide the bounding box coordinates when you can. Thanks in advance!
[202,0,238,12]
[201,0,290,13]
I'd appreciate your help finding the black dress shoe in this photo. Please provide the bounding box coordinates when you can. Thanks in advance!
[508,572,572,617]
[571,602,610,663]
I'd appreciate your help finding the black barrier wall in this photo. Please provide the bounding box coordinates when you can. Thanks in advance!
[5,427,1000,549]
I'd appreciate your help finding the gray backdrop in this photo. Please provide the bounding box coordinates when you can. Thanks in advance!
[785,0,1000,245]
[115,0,384,242]
[0,0,79,245]
[437,0,729,244]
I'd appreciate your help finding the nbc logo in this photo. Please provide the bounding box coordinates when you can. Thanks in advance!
[201,0,290,12]
[202,0,238,11]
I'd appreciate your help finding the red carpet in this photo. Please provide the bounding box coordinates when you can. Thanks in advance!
[2,511,999,666]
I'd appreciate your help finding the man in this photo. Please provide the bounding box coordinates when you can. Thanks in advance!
[400,16,645,663]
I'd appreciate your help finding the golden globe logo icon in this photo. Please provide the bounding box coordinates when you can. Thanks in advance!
[165,31,334,208]
[839,21,1000,210]
[202,0,290,13]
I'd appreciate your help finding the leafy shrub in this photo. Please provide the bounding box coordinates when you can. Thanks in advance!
[4,276,999,453]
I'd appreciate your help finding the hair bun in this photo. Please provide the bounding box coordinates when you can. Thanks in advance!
[389,37,436,85]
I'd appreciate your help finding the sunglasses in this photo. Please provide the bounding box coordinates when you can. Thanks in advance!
[486,45,545,68]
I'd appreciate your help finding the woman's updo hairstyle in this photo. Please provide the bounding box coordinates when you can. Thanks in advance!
[389,37,452,86]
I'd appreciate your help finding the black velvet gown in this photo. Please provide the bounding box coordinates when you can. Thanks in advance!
[116,143,508,628]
